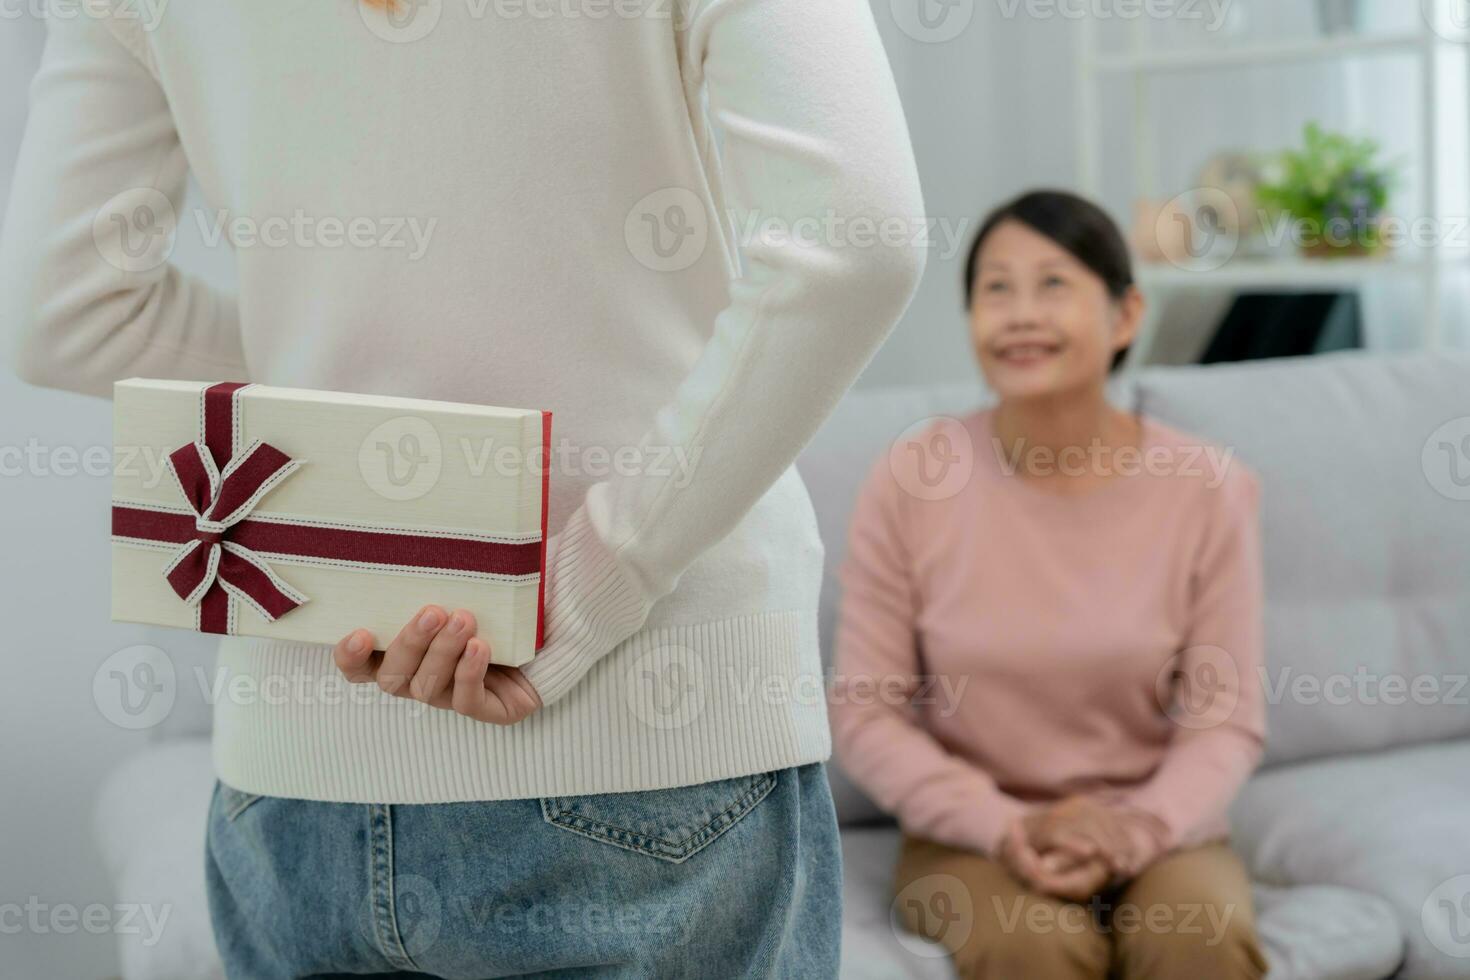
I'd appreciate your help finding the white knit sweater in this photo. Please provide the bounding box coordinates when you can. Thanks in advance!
[2,0,926,801]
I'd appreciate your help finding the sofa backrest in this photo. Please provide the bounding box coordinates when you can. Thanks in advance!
[797,351,1470,824]
[1134,349,1470,765]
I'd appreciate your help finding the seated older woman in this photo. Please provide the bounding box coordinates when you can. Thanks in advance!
[830,189,1269,980]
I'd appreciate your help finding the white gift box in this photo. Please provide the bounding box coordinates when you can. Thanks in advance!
[111,379,549,667]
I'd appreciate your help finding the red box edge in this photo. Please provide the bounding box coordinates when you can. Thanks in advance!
[534,410,552,652]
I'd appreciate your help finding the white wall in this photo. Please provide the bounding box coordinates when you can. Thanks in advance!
[0,16,223,980]
[1,16,111,978]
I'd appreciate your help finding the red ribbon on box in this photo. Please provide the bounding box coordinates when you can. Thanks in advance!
[161,431,308,620]
[111,382,545,637]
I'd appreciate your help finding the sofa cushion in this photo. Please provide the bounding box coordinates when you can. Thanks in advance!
[840,826,955,980]
[841,826,1404,980]
[1135,350,1470,766]
[1229,737,1470,980]
[1249,883,1404,980]
[94,738,223,980]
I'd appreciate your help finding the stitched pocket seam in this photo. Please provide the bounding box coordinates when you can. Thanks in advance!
[540,771,777,864]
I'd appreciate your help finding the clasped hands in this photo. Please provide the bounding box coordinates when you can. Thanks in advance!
[996,796,1167,902]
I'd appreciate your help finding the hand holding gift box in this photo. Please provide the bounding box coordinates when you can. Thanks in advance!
[112,379,550,668]
[333,603,543,725]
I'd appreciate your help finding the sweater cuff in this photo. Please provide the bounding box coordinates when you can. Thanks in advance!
[520,501,655,707]
[976,793,1033,859]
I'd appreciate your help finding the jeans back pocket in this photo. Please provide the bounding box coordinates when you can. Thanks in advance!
[540,770,778,864]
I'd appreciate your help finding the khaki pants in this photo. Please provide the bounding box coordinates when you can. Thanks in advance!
[892,834,1269,980]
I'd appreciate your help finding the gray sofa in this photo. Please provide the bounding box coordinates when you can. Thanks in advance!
[97,350,1470,979]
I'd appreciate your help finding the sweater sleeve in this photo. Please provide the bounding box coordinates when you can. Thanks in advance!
[521,0,927,704]
[829,455,1032,858]
[2,4,248,397]
[1117,463,1268,856]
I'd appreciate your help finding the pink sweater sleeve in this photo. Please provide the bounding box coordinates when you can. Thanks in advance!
[829,457,1031,858]
[1116,463,1268,858]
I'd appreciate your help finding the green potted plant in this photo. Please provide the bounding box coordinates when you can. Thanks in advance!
[1255,123,1398,258]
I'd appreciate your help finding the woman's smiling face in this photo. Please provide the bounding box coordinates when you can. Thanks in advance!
[968,219,1140,401]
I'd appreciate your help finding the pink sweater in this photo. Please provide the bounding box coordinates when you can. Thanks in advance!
[829,408,1266,862]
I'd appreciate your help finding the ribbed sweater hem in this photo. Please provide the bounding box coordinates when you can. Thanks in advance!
[210,607,831,802]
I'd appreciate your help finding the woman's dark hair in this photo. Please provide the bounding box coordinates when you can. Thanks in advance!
[962,189,1135,372]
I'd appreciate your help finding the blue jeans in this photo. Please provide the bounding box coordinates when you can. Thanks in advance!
[204,763,842,979]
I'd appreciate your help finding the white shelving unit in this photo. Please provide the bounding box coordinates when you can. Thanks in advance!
[1134,255,1443,289]
[1077,7,1467,367]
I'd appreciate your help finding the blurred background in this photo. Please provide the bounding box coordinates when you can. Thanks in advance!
[3,1,1469,977]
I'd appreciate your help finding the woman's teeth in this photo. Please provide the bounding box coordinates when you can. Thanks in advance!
[998,344,1059,363]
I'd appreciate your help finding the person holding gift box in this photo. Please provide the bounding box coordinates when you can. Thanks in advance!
[0,0,927,975]
[829,191,1270,979]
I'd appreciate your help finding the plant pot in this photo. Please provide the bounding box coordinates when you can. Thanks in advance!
[1300,238,1385,259]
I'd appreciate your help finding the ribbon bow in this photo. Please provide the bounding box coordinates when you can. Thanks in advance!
[162,438,308,622]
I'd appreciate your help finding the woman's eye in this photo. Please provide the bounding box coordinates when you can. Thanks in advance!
[1042,276,1066,289]
[983,281,1008,293]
